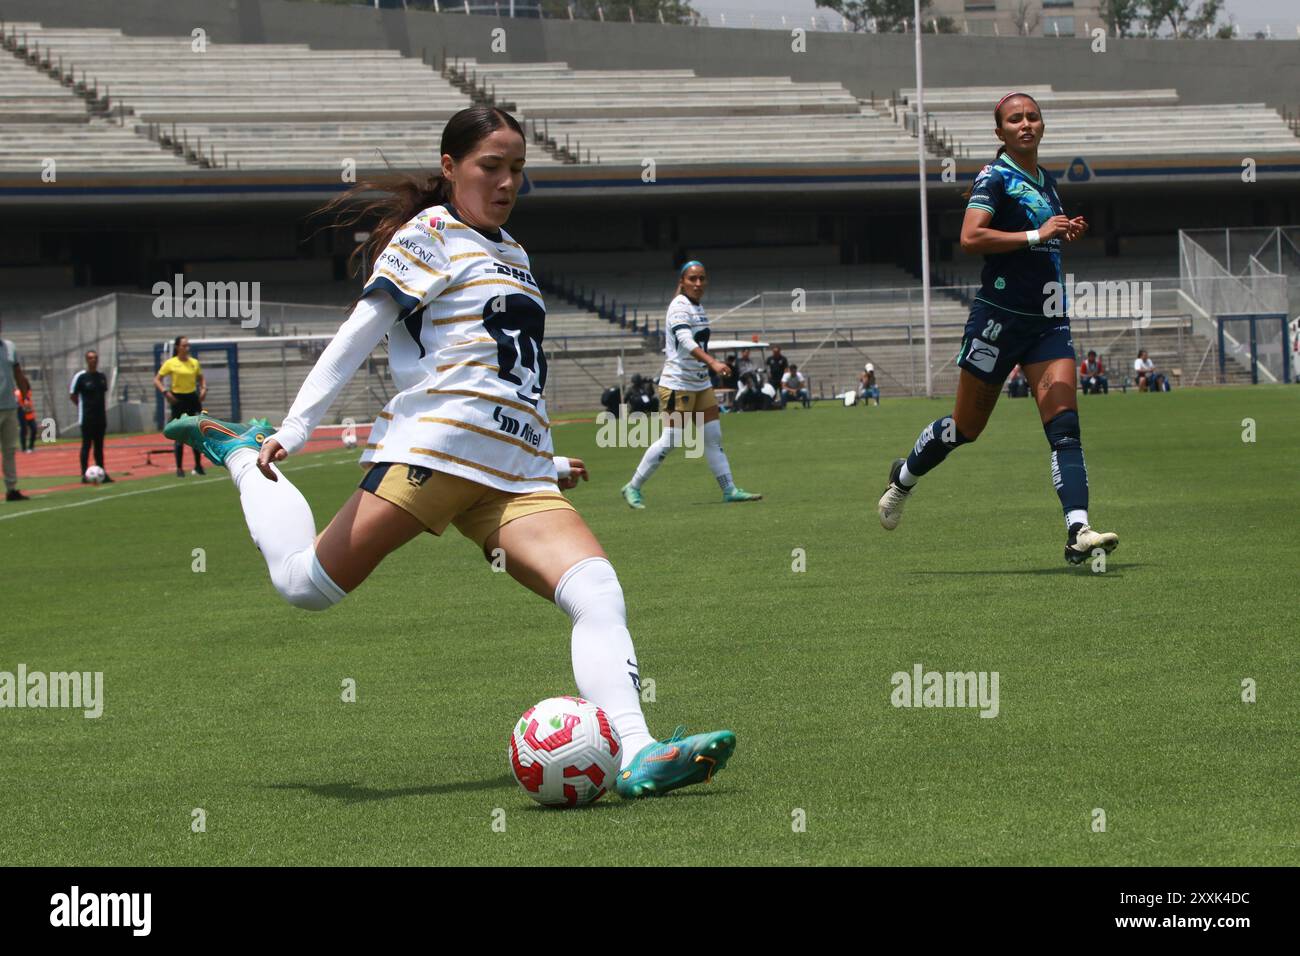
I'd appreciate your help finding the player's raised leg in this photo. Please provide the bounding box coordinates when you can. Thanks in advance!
[490,508,736,798]
[166,412,421,607]
[1024,358,1118,564]
[877,370,999,529]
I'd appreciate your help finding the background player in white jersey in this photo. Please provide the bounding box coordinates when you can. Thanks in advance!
[165,107,734,799]
[620,261,761,508]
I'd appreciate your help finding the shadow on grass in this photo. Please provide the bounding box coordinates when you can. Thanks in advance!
[267,775,515,803]
[520,785,740,812]
[909,564,1146,577]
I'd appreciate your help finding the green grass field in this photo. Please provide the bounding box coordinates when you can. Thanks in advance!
[2,386,1297,866]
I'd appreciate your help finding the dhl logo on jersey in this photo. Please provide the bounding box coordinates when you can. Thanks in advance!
[490,262,537,288]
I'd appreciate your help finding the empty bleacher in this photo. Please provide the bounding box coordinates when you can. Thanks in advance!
[455,59,861,118]
[532,111,916,164]
[451,57,909,165]
[0,44,85,120]
[5,27,1295,175]
[898,86,1300,160]
[0,39,192,172]
[3,23,475,171]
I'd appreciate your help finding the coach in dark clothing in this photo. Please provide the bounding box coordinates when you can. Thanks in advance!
[765,346,789,397]
[70,350,112,483]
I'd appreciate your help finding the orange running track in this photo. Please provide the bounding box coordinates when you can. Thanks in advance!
[14,424,372,497]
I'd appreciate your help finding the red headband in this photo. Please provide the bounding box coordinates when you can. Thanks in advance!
[995,91,1035,114]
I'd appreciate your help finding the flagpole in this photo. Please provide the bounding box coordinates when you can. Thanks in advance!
[914,0,933,399]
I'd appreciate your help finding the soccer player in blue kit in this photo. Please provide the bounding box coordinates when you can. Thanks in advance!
[877,92,1118,565]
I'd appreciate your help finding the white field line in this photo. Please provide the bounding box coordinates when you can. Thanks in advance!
[0,456,352,524]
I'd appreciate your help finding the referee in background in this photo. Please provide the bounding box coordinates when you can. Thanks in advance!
[154,335,206,477]
[70,349,112,483]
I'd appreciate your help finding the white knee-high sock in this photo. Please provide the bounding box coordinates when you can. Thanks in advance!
[630,426,680,489]
[553,556,655,767]
[702,419,735,493]
[227,448,344,611]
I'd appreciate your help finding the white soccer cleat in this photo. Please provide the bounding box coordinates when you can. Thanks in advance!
[877,458,911,531]
[1065,524,1119,565]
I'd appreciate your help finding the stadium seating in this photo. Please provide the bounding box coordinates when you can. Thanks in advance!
[0,39,192,171]
[897,86,1299,159]
[5,27,1295,174]
[0,44,87,120]
[3,23,475,170]
[452,58,862,118]
[450,57,911,164]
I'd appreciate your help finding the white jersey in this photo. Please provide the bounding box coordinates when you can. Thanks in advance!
[360,203,556,493]
[658,294,711,391]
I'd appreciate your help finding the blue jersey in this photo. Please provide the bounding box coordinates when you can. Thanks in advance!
[966,154,1066,318]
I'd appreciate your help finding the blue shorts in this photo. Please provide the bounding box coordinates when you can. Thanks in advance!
[956,300,1076,385]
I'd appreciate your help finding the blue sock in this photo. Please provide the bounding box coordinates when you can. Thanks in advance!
[902,416,973,483]
[1045,410,1088,526]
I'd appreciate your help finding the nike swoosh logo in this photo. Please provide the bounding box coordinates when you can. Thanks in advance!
[645,746,680,764]
[199,421,238,439]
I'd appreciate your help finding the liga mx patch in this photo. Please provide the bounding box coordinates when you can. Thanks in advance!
[966,338,1000,373]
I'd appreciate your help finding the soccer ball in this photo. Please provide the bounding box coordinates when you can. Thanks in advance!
[508,696,621,807]
[84,465,106,484]
[341,432,357,449]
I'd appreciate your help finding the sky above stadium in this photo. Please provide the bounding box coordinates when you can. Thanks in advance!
[689,0,1298,35]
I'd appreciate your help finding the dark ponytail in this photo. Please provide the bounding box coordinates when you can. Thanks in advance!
[315,106,525,278]
[172,335,184,357]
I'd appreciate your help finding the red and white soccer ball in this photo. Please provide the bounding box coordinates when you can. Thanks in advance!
[508,696,621,808]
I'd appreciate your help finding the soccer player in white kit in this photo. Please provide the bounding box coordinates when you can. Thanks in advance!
[166,107,735,799]
[620,261,762,508]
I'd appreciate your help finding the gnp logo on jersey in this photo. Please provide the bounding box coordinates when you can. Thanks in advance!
[966,338,1000,373]
[50,886,151,936]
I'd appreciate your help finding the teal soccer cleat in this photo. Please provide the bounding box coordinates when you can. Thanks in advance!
[164,414,272,468]
[616,727,737,799]
[722,487,762,503]
[620,482,646,510]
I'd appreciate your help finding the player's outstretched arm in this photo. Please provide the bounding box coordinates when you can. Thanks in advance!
[261,292,400,476]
